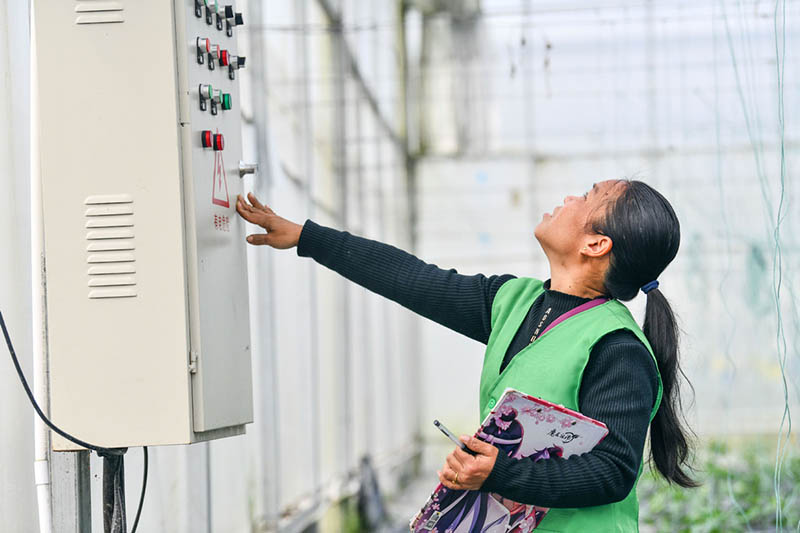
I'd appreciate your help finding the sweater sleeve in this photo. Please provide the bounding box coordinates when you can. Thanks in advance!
[480,330,659,507]
[296,219,514,344]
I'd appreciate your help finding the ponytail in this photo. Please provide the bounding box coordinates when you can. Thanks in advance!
[643,288,699,487]
[592,180,699,488]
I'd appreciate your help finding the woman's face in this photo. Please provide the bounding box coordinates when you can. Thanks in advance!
[534,179,625,258]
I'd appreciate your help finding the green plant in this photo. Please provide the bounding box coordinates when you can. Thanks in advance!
[637,438,800,532]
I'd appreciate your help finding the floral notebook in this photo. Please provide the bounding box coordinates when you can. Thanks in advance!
[410,388,609,533]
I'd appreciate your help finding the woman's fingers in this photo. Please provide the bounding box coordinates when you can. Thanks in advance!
[462,435,498,457]
[453,447,474,464]
[237,196,271,227]
[247,192,265,210]
[247,192,275,215]
[437,440,496,491]
[235,194,301,249]
[246,233,271,246]
[237,194,261,214]
[437,467,458,490]
[236,195,253,214]
[446,451,464,472]
[236,203,262,225]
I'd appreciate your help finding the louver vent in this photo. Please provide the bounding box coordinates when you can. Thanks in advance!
[75,1,124,25]
[84,194,137,299]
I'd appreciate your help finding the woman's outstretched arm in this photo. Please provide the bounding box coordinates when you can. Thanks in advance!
[236,193,514,344]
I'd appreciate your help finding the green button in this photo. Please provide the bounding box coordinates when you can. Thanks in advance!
[487,398,496,408]
[222,93,231,110]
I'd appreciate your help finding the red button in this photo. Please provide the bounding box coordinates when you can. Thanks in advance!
[201,130,213,148]
[213,133,224,151]
[220,50,229,66]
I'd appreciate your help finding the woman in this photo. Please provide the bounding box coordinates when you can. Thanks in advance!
[235,179,697,532]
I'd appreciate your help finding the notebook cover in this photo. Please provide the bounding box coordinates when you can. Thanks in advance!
[410,388,609,532]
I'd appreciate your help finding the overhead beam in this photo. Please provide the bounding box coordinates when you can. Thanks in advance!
[315,0,406,151]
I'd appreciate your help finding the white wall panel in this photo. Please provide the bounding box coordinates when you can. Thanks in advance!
[0,1,36,530]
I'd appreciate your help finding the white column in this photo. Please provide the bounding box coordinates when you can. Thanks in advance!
[0,0,38,529]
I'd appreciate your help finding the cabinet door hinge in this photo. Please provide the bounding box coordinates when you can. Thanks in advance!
[189,351,199,374]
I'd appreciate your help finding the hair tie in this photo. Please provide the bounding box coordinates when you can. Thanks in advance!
[641,280,659,294]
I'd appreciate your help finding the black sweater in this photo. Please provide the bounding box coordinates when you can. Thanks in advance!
[297,220,659,508]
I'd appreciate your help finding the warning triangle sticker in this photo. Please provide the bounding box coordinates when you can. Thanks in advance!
[212,150,230,208]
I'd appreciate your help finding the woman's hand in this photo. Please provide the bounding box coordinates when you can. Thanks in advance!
[437,436,499,491]
[236,193,303,249]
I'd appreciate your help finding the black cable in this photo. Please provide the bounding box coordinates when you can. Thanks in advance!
[103,453,128,532]
[0,310,113,454]
[130,447,148,533]
[1,310,148,532]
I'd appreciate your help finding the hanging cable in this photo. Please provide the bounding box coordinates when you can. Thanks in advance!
[712,3,751,528]
[130,447,148,533]
[720,0,793,527]
[770,1,791,529]
[1,311,148,532]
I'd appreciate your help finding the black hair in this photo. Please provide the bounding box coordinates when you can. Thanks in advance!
[592,179,699,488]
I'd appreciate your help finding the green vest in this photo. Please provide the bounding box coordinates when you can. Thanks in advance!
[480,278,663,532]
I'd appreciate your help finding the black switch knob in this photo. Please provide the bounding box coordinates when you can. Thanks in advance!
[225,5,234,18]
[213,133,225,151]
[234,13,243,26]
[237,55,245,68]
[201,130,213,148]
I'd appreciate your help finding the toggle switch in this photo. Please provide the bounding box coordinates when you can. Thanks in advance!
[235,13,243,26]
[196,37,210,65]
[199,84,213,112]
[221,93,231,111]
[213,133,224,151]
[215,3,224,31]
[204,0,215,25]
[228,55,238,80]
[201,130,213,148]
[224,5,234,36]
[228,55,245,80]
[208,44,220,71]
[209,88,221,115]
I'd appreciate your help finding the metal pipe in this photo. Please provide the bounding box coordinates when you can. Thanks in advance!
[30,5,53,532]
[297,0,323,510]
[246,0,282,527]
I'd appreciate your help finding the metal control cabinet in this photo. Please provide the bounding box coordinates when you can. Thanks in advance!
[34,0,253,449]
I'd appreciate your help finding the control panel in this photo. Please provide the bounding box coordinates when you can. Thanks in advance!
[33,0,254,449]
[179,0,253,436]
